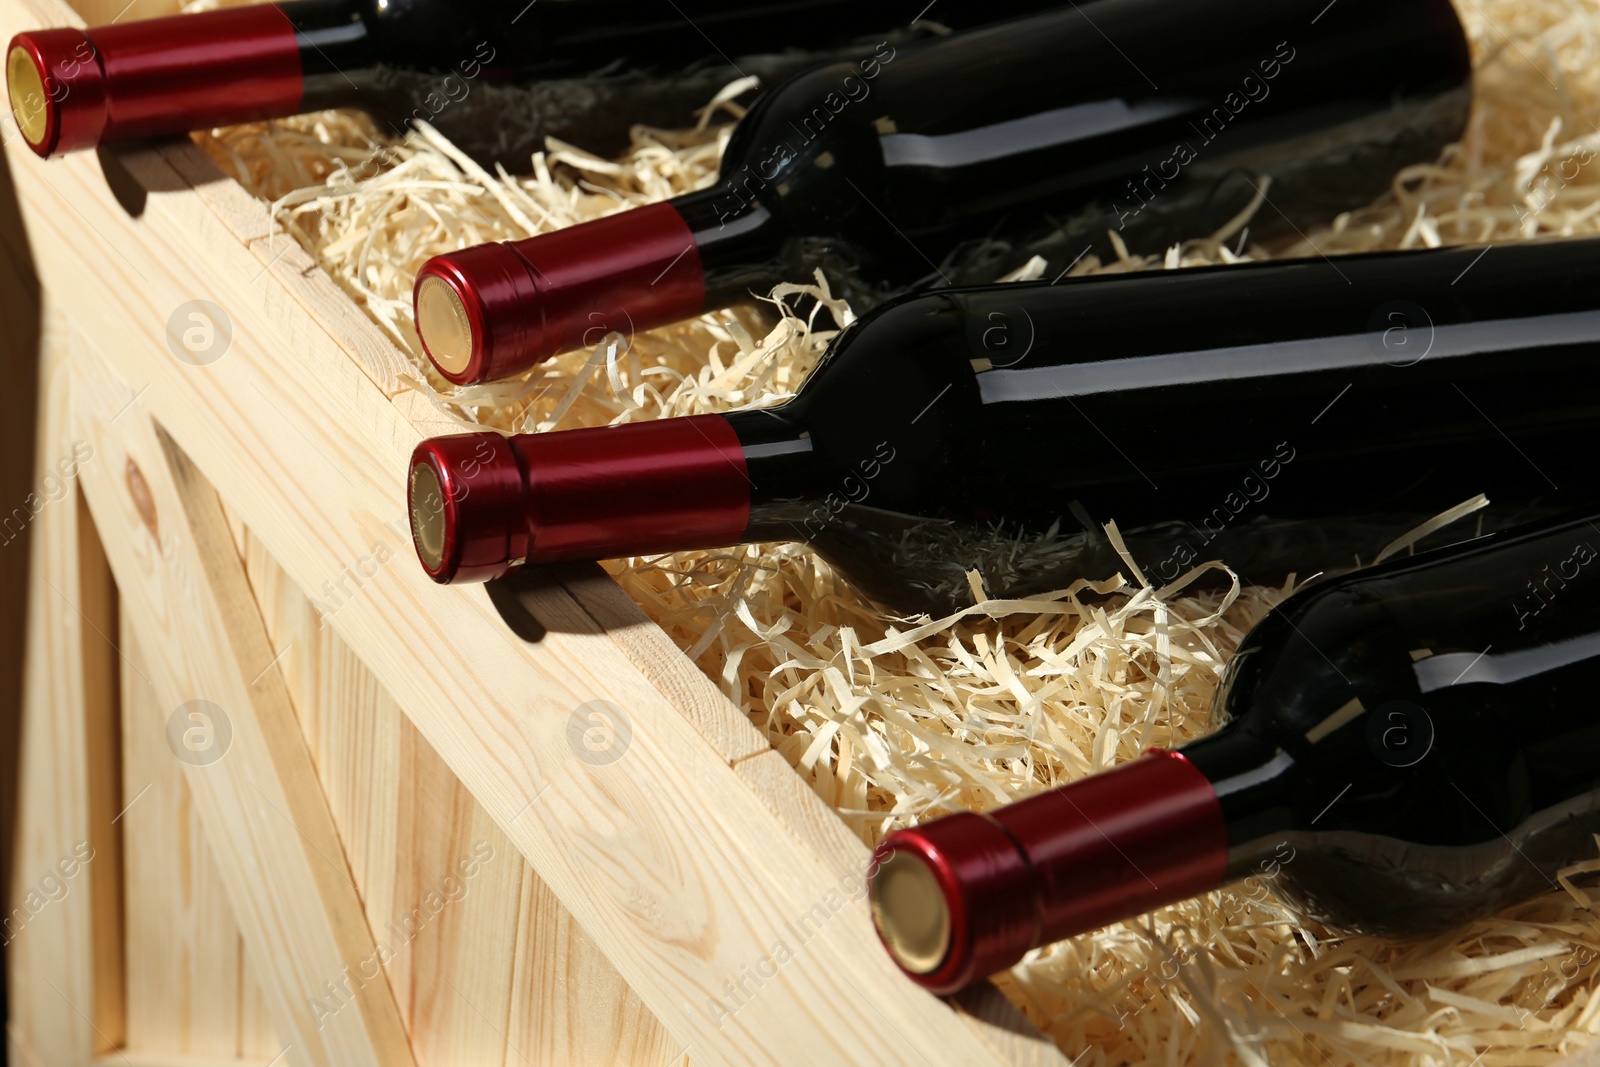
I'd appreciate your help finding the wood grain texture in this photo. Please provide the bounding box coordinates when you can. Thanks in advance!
[79,494,124,1054]
[238,526,684,1067]
[8,1022,31,1067]
[92,1055,277,1067]
[6,312,102,1067]
[71,348,414,1067]
[503,864,691,1067]
[236,961,281,1062]
[732,752,1072,1067]
[0,67,44,1061]
[119,614,286,1061]
[501,564,771,766]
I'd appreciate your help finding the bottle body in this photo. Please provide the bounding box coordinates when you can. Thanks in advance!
[1191,509,1600,936]
[414,0,1472,379]
[870,508,1600,993]
[706,0,1470,293]
[6,0,1060,161]
[413,236,1600,616]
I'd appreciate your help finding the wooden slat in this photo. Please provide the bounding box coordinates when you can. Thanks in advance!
[388,732,523,1065]
[0,82,44,1067]
[79,494,123,1054]
[238,527,684,1065]
[501,565,771,766]
[9,1022,43,1067]
[733,752,1072,1067]
[93,1055,275,1067]
[236,963,281,1063]
[70,359,413,1067]
[119,617,270,1060]
[6,313,102,1067]
[503,866,690,1067]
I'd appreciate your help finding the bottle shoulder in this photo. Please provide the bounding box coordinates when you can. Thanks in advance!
[793,291,979,455]
[1213,514,1600,847]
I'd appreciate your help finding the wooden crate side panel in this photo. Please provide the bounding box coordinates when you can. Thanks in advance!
[236,955,282,1061]
[504,869,690,1067]
[388,723,524,1065]
[119,614,294,1061]
[0,78,44,1067]
[235,537,404,959]
[78,493,124,1054]
[238,527,684,1066]
[71,344,414,1067]
[733,752,1071,1067]
[7,313,101,1067]
[7,1023,29,1067]
[120,613,239,1056]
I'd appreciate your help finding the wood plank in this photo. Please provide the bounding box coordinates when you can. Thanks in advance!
[733,752,1072,1067]
[78,494,124,1054]
[70,359,413,1067]
[154,147,417,400]
[0,70,44,1066]
[93,1055,276,1067]
[239,529,682,1065]
[499,565,770,766]
[6,311,101,1067]
[9,1021,42,1067]
[503,863,689,1067]
[387,732,522,1066]
[237,959,283,1062]
[119,616,254,1059]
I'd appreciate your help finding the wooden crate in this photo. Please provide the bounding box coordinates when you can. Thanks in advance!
[0,1,1073,1065]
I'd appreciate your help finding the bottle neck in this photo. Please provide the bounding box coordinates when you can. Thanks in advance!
[723,407,830,521]
[1178,727,1303,879]
[673,185,795,310]
[281,0,378,111]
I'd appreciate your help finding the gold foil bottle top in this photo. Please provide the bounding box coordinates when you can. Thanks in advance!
[416,275,474,376]
[8,46,48,148]
[870,849,952,975]
[410,463,447,572]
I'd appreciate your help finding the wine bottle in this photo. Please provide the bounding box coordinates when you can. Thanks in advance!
[407,236,1600,615]
[868,507,1600,993]
[5,0,1059,163]
[411,0,1472,384]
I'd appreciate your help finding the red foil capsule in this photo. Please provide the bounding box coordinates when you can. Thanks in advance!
[6,5,302,158]
[870,750,1228,994]
[408,417,750,584]
[413,202,707,384]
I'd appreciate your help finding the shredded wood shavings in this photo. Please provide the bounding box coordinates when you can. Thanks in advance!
[187,0,1600,1062]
